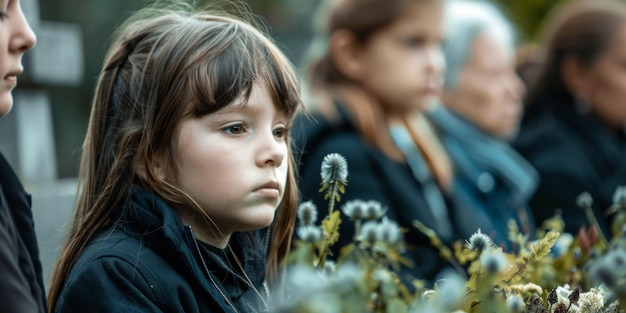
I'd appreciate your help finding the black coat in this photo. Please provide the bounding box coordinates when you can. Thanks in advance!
[54,186,269,313]
[513,94,626,237]
[0,153,47,313]
[293,103,472,282]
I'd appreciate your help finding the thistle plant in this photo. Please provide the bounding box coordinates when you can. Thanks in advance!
[276,155,626,313]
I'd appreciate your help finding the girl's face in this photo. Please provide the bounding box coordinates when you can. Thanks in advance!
[356,0,445,115]
[0,0,36,117]
[169,83,290,246]
[443,34,524,139]
[584,22,626,128]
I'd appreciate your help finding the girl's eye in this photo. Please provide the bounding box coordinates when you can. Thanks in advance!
[273,126,288,139]
[404,37,425,48]
[223,123,246,135]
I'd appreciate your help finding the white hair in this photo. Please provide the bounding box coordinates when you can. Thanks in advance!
[442,0,517,90]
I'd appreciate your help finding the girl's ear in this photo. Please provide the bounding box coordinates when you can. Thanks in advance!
[561,55,591,97]
[135,153,168,183]
[329,29,366,81]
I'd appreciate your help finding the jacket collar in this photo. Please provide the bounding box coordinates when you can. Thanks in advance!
[125,186,267,309]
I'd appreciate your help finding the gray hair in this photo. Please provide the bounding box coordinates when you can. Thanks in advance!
[442,0,517,90]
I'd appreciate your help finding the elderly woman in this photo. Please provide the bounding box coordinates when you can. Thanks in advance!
[428,0,538,248]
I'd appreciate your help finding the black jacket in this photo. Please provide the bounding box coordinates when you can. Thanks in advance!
[513,93,626,236]
[55,186,269,312]
[0,153,47,313]
[294,103,472,282]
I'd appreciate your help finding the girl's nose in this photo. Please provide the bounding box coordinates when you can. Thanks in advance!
[10,6,37,54]
[258,131,286,168]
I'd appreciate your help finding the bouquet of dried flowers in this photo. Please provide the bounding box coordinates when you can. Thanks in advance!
[271,153,626,313]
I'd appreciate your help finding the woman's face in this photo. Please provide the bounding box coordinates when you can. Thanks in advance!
[0,0,36,117]
[442,33,524,139]
[355,0,445,115]
[585,23,626,129]
[167,83,290,247]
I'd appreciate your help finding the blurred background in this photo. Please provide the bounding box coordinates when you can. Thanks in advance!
[0,0,567,289]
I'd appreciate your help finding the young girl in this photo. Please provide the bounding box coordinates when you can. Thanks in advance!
[47,4,301,312]
[295,0,466,282]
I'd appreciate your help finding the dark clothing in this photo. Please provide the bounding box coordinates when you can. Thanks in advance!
[513,93,626,236]
[0,153,47,313]
[429,106,538,249]
[55,186,268,313]
[294,103,468,282]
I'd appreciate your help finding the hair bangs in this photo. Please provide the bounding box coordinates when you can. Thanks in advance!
[180,17,301,118]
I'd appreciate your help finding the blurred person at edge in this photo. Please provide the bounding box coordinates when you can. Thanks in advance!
[294,0,477,282]
[0,0,44,312]
[513,0,626,238]
[428,0,538,250]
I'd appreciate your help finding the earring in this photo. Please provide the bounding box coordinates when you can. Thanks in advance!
[574,93,591,114]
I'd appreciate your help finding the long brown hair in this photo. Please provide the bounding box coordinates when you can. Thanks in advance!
[47,3,301,311]
[526,0,626,112]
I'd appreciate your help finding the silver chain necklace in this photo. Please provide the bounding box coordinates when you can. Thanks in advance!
[189,227,270,313]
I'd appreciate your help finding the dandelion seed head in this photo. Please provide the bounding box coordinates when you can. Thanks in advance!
[612,186,626,210]
[359,221,379,244]
[376,217,402,244]
[323,260,336,276]
[320,153,348,184]
[506,295,524,313]
[465,229,492,251]
[480,249,506,275]
[576,192,593,208]
[297,225,323,243]
[609,248,626,267]
[341,200,367,220]
[297,201,318,225]
[434,270,466,310]
[364,200,386,220]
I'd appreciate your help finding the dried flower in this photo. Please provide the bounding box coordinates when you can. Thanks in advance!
[320,153,348,184]
[553,302,567,313]
[297,225,323,243]
[466,229,492,251]
[568,286,581,305]
[297,200,318,225]
[376,217,402,245]
[506,295,524,313]
[341,200,367,220]
[548,288,558,306]
[612,186,626,210]
[576,288,604,313]
[576,192,593,208]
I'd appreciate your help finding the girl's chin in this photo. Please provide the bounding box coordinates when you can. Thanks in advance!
[0,98,13,117]
[238,210,277,231]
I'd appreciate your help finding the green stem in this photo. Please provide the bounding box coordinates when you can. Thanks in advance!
[327,182,338,214]
[354,220,362,242]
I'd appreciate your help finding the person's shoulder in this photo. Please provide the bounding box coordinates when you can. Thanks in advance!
[69,229,175,284]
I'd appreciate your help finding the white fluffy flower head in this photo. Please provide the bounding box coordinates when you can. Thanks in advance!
[465,228,492,251]
[297,200,318,225]
[320,153,348,184]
